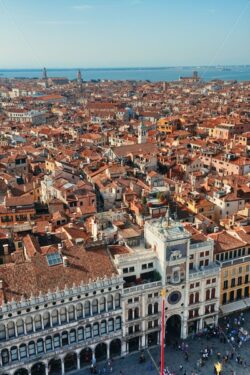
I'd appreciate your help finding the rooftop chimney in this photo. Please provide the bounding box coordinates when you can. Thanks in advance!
[58,243,62,254]
[62,256,69,267]
[3,244,9,256]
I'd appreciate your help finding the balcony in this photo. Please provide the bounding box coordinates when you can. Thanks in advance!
[189,263,220,280]
[123,280,162,294]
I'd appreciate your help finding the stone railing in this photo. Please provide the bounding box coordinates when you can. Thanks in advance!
[0,275,124,315]
[123,281,162,294]
[189,263,220,280]
[190,239,214,251]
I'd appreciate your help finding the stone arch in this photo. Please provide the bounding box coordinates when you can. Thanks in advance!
[43,311,51,328]
[0,323,6,340]
[95,342,107,361]
[14,369,29,375]
[211,288,216,298]
[85,324,92,339]
[206,289,210,300]
[19,343,28,360]
[99,296,106,312]
[62,331,69,346]
[25,316,33,333]
[80,347,92,367]
[148,304,153,315]
[114,292,121,308]
[51,309,59,326]
[165,314,181,342]
[64,352,77,373]
[1,348,9,365]
[76,302,83,319]
[189,293,194,304]
[10,346,18,362]
[69,328,76,344]
[34,314,42,331]
[128,337,139,352]
[107,294,113,311]
[93,322,99,337]
[53,333,61,349]
[77,326,84,342]
[92,298,98,315]
[68,305,75,322]
[84,300,91,317]
[115,316,122,330]
[108,317,114,332]
[154,302,158,313]
[195,292,199,303]
[28,341,36,357]
[48,358,62,375]
[60,307,67,324]
[128,308,133,320]
[37,338,45,354]
[110,338,121,357]
[45,336,53,352]
[100,320,107,335]
[7,321,15,338]
[31,362,46,375]
[16,319,25,336]
[134,307,139,319]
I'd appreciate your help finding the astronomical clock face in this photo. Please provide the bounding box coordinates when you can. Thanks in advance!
[167,291,182,305]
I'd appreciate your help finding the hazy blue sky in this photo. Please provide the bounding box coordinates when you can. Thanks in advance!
[0,0,249,68]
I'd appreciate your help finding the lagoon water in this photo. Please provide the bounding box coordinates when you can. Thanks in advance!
[0,66,250,82]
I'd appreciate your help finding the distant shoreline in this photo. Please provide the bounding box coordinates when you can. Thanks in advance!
[1,66,250,82]
[1,65,250,72]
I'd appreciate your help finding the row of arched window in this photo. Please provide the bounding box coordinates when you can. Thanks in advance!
[148,303,158,315]
[189,289,216,305]
[127,303,159,321]
[206,288,216,300]
[0,294,121,342]
[189,292,199,305]
[1,316,122,366]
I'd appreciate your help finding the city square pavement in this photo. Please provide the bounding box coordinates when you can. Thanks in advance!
[71,311,250,375]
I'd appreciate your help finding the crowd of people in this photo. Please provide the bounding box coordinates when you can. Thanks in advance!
[88,313,250,375]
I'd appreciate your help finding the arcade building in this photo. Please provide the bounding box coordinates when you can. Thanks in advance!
[0,216,220,375]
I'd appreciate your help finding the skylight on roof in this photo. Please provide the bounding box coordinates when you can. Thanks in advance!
[46,252,62,266]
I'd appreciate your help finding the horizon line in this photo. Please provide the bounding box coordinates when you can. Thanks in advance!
[1,64,250,71]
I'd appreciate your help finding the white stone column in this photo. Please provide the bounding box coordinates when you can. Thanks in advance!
[45,363,49,375]
[90,302,93,316]
[77,352,80,369]
[157,330,160,344]
[141,334,146,349]
[199,318,203,331]
[121,341,127,356]
[61,358,65,375]
[181,318,188,339]
[107,343,110,359]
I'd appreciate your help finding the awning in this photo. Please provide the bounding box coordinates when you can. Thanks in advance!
[204,317,215,325]
[243,297,250,308]
[220,300,246,315]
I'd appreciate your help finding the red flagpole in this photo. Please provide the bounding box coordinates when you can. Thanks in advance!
[160,289,166,375]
